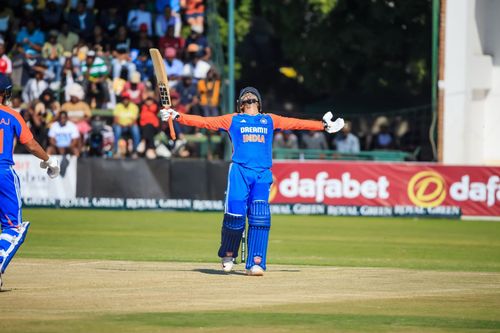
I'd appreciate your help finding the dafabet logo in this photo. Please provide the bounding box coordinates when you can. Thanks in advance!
[407,171,447,207]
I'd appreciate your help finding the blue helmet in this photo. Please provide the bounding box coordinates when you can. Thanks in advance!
[0,73,12,104]
[237,86,262,113]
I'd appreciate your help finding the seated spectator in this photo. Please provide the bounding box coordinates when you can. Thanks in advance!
[127,3,153,36]
[113,91,140,158]
[139,95,160,159]
[183,0,205,32]
[273,130,299,149]
[175,72,201,114]
[99,6,124,37]
[67,0,96,41]
[185,25,211,61]
[41,1,63,31]
[111,47,136,81]
[0,38,12,75]
[15,20,45,55]
[61,52,78,101]
[81,50,109,108]
[155,6,177,38]
[61,83,92,136]
[164,47,183,88]
[42,30,64,83]
[122,71,147,105]
[88,115,115,157]
[371,122,395,150]
[131,23,154,50]
[334,121,360,153]
[15,106,48,153]
[110,25,132,53]
[47,111,81,157]
[10,95,23,113]
[183,44,210,81]
[158,25,184,59]
[34,89,60,125]
[0,6,14,35]
[133,49,154,82]
[57,22,80,53]
[302,131,328,150]
[22,63,49,104]
[197,68,220,117]
[90,25,111,52]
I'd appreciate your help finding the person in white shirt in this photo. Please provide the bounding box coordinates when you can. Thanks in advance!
[22,66,49,104]
[127,3,153,36]
[334,121,360,153]
[47,111,81,156]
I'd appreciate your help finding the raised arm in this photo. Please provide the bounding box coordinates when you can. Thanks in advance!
[160,109,234,132]
[270,112,344,134]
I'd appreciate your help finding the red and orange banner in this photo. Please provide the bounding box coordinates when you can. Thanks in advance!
[270,161,500,217]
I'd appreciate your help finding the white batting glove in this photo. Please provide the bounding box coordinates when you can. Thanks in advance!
[322,111,345,133]
[159,108,180,122]
[40,155,60,179]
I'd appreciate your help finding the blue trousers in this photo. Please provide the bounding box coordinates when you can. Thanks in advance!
[224,163,273,216]
[0,166,22,228]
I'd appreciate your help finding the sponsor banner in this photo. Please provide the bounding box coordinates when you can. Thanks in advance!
[22,197,461,218]
[14,155,77,200]
[270,161,500,217]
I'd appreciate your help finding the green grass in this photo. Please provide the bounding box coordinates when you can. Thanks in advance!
[4,209,499,333]
[21,209,500,271]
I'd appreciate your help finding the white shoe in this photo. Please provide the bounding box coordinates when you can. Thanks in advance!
[246,265,264,276]
[221,257,234,272]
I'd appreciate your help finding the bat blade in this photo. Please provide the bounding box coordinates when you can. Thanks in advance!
[149,48,176,140]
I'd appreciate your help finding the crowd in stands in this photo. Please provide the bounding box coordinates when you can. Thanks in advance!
[2,0,415,160]
[5,0,223,159]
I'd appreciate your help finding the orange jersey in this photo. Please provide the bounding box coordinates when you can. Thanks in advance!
[177,113,323,169]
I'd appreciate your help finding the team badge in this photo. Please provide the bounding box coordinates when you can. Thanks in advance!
[260,118,267,124]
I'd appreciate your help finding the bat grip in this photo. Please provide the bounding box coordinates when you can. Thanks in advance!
[168,117,176,140]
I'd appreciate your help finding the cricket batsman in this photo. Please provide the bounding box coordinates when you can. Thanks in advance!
[0,73,60,290]
[160,87,344,276]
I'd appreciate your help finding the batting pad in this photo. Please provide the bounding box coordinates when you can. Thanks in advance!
[246,201,271,270]
[218,214,245,258]
[0,221,30,274]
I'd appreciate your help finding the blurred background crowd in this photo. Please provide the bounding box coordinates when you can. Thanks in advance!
[1,0,421,161]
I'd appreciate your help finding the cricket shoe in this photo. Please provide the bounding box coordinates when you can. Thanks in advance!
[221,257,234,272]
[246,265,264,276]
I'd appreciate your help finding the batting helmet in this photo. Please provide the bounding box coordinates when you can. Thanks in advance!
[0,73,12,105]
[237,86,262,113]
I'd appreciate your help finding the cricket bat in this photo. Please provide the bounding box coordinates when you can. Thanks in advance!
[149,48,176,140]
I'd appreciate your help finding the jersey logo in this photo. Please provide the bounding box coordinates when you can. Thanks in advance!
[240,119,246,123]
[260,118,267,124]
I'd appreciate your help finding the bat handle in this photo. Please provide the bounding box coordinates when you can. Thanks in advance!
[168,117,176,140]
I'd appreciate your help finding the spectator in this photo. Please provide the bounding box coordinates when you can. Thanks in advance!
[81,49,109,108]
[183,0,204,31]
[42,30,64,83]
[57,22,79,53]
[183,44,210,81]
[122,71,146,105]
[10,95,23,113]
[185,25,211,61]
[158,25,184,58]
[175,73,201,115]
[15,20,45,55]
[197,68,220,117]
[302,131,328,150]
[90,25,111,52]
[273,130,299,149]
[41,1,63,31]
[131,23,154,50]
[22,64,49,104]
[133,49,154,82]
[99,6,124,36]
[164,47,183,88]
[47,111,81,156]
[155,6,176,38]
[34,89,60,125]
[0,38,12,75]
[61,52,78,101]
[127,3,153,36]
[111,47,136,81]
[139,95,160,159]
[113,91,140,158]
[67,0,96,41]
[370,121,395,150]
[110,25,131,53]
[334,121,360,153]
[60,83,92,136]
[0,6,14,35]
